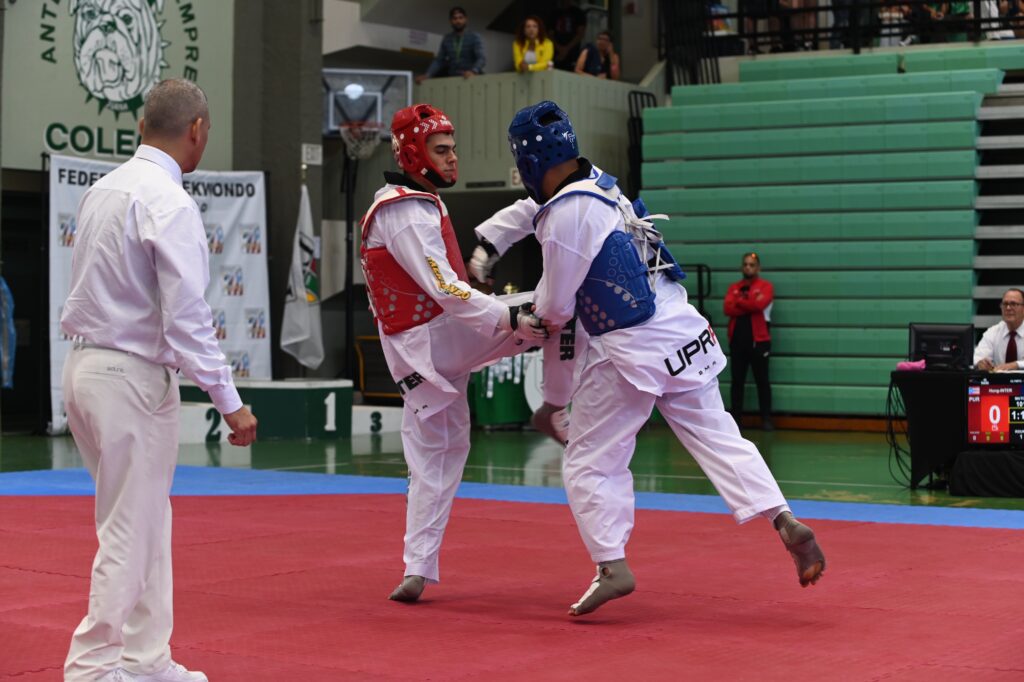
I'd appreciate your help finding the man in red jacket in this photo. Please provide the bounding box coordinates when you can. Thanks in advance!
[724,252,775,430]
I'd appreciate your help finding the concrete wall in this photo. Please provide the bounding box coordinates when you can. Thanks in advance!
[620,0,661,84]
[324,0,516,77]
[234,1,326,379]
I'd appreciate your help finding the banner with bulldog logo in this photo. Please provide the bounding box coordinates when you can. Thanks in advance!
[48,154,269,433]
[2,0,234,170]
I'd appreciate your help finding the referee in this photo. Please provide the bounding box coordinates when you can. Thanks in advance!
[60,79,257,682]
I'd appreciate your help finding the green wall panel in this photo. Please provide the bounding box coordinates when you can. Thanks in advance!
[642,121,978,160]
[704,297,973,327]
[643,92,981,133]
[718,382,890,415]
[739,54,900,82]
[676,239,975,270]
[710,326,908,357]
[671,69,1004,105]
[903,45,1024,73]
[644,151,977,188]
[666,210,976,243]
[640,66,982,416]
[643,181,976,215]
[722,356,901,385]
[690,269,973,299]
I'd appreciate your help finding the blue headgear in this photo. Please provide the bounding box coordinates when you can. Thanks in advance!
[508,101,579,202]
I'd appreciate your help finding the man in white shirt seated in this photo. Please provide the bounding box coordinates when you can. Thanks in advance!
[975,288,1024,371]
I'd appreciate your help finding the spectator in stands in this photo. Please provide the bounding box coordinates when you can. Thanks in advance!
[415,7,485,84]
[830,0,850,48]
[832,0,875,47]
[574,31,620,80]
[974,288,1024,372]
[791,0,819,50]
[945,0,974,41]
[549,0,588,70]
[513,16,554,73]
[724,252,775,430]
[903,1,938,43]
[902,0,954,43]
[742,0,776,53]
[773,0,799,51]
[983,0,1016,38]
[912,1,971,42]
[1005,0,1024,39]
[878,1,909,46]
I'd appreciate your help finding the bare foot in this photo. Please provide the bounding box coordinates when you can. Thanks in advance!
[531,403,570,445]
[569,559,635,616]
[388,575,426,602]
[776,512,826,587]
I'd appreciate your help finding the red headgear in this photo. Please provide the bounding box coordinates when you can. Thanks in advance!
[390,104,456,188]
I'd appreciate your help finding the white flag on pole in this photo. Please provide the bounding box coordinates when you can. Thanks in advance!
[281,184,325,369]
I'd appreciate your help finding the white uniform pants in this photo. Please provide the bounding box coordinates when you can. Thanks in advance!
[400,373,473,583]
[563,356,789,563]
[63,347,180,682]
[400,320,581,582]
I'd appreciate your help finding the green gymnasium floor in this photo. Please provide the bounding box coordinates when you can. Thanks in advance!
[4,426,1024,512]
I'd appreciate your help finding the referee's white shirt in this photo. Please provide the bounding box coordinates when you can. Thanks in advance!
[974,320,1024,370]
[60,144,242,414]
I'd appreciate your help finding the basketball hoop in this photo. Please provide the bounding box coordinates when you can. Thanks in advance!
[340,121,385,161]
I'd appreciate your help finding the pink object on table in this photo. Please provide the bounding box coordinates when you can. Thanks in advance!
[895,359,927,371]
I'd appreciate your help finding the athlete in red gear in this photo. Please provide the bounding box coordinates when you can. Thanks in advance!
[361,104,581,602]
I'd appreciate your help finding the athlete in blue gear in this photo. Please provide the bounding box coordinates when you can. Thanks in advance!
[474,101,826,616]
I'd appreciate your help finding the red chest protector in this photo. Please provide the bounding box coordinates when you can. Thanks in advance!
[360,187,469,335]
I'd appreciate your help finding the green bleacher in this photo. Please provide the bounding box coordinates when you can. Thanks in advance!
[672,69,1004,106]
[903,45,1024,72]
[712,327,907,357]
[672,211,976,243]
[645,180,976,214]
[643,92,982,133]
[644,122,979,160]
[739,54,900,82]
[640,48,1010,416]
[644,151,977,188]
[736,44,1024,81]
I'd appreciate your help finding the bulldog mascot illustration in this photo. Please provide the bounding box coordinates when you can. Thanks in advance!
[71,0,166,111]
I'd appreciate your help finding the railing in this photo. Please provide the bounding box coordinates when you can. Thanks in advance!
[658,0,722,89]
[663,0,1018,64]
[682,263,715,324]
[626,90,658,200]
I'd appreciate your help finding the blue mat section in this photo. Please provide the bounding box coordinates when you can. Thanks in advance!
[4,466,1024,529]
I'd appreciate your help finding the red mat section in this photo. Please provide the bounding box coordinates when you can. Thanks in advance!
[3,494,1024,681]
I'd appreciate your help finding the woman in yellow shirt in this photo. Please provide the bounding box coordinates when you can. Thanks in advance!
[513,16,554,72]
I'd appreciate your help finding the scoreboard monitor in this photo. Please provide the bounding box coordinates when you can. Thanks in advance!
[966,375,1024,447]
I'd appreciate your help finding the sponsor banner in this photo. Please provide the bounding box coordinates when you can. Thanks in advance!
[2,0,234,170]
[49,154,270,432]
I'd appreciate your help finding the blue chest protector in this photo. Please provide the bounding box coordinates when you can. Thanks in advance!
[535,169,685,336]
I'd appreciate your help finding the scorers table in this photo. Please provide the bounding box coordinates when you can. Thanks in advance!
[966,375,1024,446]
[891,370,1024,492]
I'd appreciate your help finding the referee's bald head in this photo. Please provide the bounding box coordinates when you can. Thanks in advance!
[142,79,209,138]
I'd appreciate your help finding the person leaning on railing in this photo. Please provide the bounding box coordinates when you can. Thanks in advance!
[415,6,486,84]
[574,31,620,80]
[513,15,554,72]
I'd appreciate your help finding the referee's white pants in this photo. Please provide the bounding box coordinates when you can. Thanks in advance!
[62,347,180,682]
[563,357,789,563]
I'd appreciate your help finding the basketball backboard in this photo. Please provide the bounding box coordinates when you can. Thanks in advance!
[322,69,413,138]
